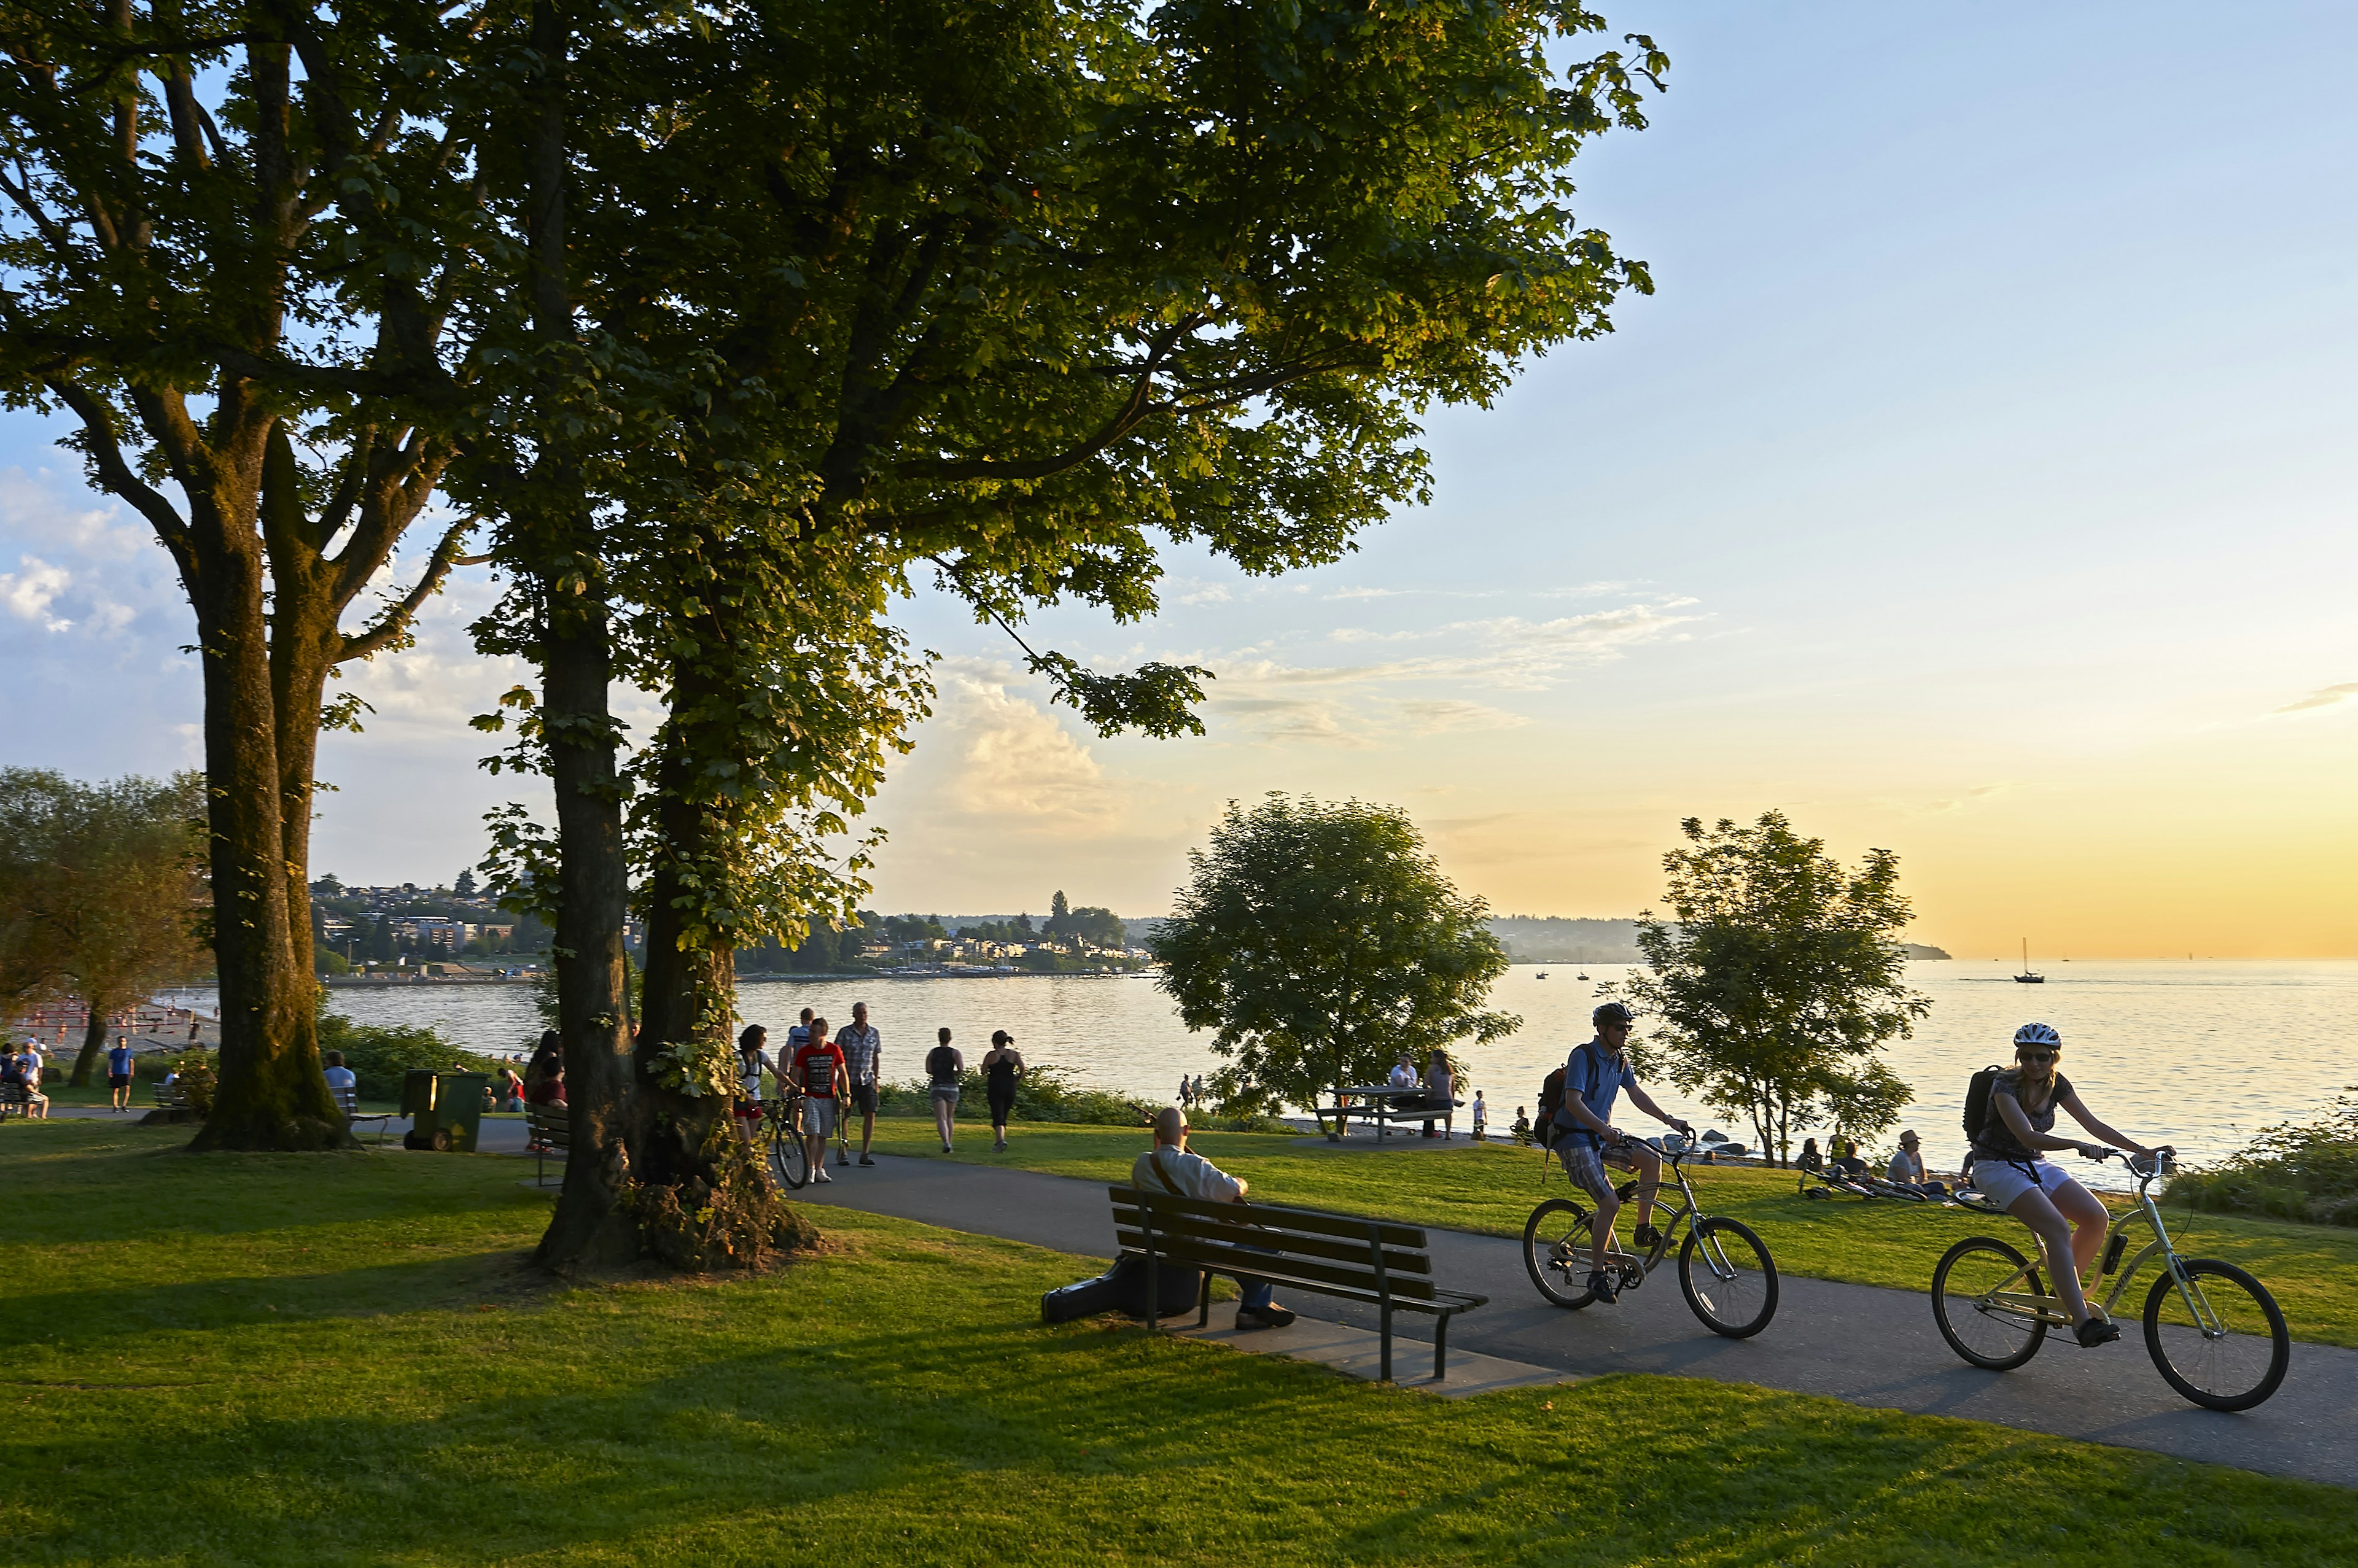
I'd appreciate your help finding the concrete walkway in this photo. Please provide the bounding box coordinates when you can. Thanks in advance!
[796,1154,2358,1489]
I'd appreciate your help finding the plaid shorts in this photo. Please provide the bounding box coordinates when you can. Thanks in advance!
[1560,1141,1629,1205]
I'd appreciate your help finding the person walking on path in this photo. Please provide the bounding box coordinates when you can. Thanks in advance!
[733,1026,775,1136]
[791,1017,847,1184]
[106,1036,135,1111]
[925,1028,963,1152]
[787,1007,814,1057]
[836,1003,883,1167]
[1133,1107,1295,1330]
[1177,1073,1192,1109]
[982,1031,1025,1152]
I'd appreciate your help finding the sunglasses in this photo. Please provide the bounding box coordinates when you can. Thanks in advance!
[2016,1050,2058,1063]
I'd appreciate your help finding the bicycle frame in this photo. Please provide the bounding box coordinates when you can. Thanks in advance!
[1558,1139,1708,1279]
[1967,1155,2224,1336]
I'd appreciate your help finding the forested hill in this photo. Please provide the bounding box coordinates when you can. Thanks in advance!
[1479,916,1950,964]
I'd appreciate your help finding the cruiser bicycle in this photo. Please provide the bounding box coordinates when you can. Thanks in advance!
[1523,1133,1780,1338]
[1931,1148,2290,1411]
[761,1089,811,1191]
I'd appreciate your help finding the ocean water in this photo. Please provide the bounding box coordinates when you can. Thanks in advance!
[165,960,2356,1182]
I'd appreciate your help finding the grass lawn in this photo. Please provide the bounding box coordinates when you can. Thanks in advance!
[867,1119,2358,1349]
[6,1122,2356,1566]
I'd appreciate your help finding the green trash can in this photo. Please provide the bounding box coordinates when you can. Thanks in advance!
[401,1069,489,1152]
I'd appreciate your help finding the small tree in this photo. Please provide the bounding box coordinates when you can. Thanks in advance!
[0,770,209,1084]
[1619,813,1929,1166]
[1152,796,1516,1117]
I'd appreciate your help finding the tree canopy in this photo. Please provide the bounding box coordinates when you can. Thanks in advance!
[1152,795,1515,1115]
[1616,813,1930,1166]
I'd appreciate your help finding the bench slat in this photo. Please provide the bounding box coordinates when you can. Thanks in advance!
[1108,1207,1432,1274]
[1105,1186,1425,1248]
[1115,1228,1442,1300]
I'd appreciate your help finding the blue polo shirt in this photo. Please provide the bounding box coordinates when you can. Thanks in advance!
[1554,1041,1638,1146]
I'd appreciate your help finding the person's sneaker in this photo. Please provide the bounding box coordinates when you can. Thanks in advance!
[858,1154,875,1166]
[2075,1316,2121,1348]
[813,1168,833,1184]
[1236,1305,1298,1330]
[1633,1224,1663,1251]
[1587,1270,1620,1304]
[942,1143,953,1154]
[836,1152,849,1166]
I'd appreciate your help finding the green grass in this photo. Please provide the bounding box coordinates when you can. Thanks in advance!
[4,1118,2354,1565]
[871,1121,2358,1349]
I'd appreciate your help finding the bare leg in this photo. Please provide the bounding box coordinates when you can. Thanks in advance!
[1625,1144,1663,1232]
[2006,1187,2092,1326]
[860,1107,876,1157]
[2049,1177,2111,1298]
[1587,1189,1622,1271]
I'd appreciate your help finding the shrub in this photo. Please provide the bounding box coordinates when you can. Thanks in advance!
[165,1048,216,1114]
[2168,1090,2358,1228]
[871,1066,1158,1126]
[318,1007,498,1101]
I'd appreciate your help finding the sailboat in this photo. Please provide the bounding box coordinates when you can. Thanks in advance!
[2015,939,2045,984]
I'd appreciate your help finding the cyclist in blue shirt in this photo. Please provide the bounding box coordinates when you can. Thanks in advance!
[1551,1002,1692,1303]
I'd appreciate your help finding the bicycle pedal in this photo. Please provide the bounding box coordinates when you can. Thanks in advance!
[1614,1181,1641,1203]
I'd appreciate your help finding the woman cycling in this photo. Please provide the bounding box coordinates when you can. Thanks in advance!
[982,1030,1025,1152]
[1972,1022,2168,1347]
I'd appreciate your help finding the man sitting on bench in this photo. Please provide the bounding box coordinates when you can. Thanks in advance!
[1132,1108,1296,1331]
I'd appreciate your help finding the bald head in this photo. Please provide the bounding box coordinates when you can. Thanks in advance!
[1153,1106,1188,1146]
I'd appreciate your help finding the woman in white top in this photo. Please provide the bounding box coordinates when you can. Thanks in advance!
[733,1025,774,1133]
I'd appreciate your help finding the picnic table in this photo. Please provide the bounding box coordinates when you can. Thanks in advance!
[1312,1084,1462,1143]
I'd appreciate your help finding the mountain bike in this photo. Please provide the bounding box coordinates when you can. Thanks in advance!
[762,1089,810,1191]
[1523,1133,1780,1338]
[1932,1148,2290,1411]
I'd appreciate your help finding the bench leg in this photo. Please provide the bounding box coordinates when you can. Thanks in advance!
[1198,1270,1212,1329]
[1434,1312,1450,1381]
[1379,1299,1393,1383]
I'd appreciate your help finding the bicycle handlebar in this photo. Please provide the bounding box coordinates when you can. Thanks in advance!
[2085,1145,2177,1182]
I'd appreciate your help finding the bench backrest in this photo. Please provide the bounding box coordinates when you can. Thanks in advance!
[525,1102,570,1144]
[1108,1186,1436,1301]
[333,1086,357,1117]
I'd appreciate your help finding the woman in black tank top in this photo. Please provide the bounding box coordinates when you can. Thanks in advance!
[981,1030,1025,1152]
[1982,1023,2169,1348]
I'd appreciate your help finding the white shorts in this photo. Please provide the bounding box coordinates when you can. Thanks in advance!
[1970,1159,2073,1209]
[800,1099,838,1137]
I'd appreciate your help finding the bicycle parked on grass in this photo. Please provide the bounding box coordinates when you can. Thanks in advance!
[1932,1148,2290,1411]
[1523,1133,1781,1337]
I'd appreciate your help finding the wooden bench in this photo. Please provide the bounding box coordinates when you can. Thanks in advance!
[332,1086,395,1146]
[1108,1185,1486,1382]
[152,1082,191,1110]
[524,1102,571,1186]
[0,1081,29,1119]
[1312,1091,1465,1139]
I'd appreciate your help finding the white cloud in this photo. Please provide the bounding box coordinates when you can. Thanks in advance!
[0,556,74,631]
[1396,699,1528,734]
[2273,681,2358,716]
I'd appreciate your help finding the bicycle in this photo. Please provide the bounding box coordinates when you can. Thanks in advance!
[1523,1133,1781,1338]
[761,1088,811,1191]
[1931,1148,2290,1411]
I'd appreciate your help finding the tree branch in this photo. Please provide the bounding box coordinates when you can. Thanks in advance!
[339,516,477,661]
[42,376,192,564]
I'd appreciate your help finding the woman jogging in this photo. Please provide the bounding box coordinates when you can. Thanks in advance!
[1972,1022,2168,1347]
[982,1030,1025,1152]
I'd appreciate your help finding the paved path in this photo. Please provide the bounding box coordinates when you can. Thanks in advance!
[797,1154,2358,1489]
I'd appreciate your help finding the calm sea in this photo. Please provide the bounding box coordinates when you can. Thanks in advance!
[164,960,2356,1182]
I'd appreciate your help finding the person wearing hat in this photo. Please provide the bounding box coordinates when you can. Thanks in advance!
[1886,1130,1935,1195]
[981,1030,1025,1153]
[1552,1001,1692,1305]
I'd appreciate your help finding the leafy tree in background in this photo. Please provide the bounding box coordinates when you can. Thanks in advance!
[1153,795,1516,1117]
[1616,813,1929,1167]
[0,770,208,1083]
[0,0,502,1148]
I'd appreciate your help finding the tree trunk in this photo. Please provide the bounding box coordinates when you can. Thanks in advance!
[68,999,110,1087]
[184,497,349,1152]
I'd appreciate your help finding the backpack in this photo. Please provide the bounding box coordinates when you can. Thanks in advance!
[1535,1065,1566,1148]
[1961,1063,2009,1143]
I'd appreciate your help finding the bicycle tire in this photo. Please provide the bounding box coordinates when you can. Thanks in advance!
[1522,1198,1598,1309]
[769,1110,809,1191]
[2142,1258,2289,1411]
[1678,1217,1778,1338]
[1931,1236,2047,1370]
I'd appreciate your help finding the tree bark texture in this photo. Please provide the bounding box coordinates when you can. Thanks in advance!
[68,1001,111,1087]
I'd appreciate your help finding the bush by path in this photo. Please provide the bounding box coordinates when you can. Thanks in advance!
[2168,1090,2358,1228]
[4,1119,2356,1566]
[865,1122,2358,1350]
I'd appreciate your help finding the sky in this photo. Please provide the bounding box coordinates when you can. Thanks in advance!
[2,2,2354,958]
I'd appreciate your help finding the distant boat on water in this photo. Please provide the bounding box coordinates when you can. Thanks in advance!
[1575,971,1590,980]
[2015,939,2045,984]
[1535,971,1548,979]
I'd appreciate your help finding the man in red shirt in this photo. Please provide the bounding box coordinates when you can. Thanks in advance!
[790,1015,849,1185]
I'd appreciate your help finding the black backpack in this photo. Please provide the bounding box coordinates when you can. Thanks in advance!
[1535,1065,1566,1149]
[1961,1064,2009,1143]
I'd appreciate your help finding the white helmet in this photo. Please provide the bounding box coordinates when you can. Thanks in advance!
[2013,1022,2061,1049]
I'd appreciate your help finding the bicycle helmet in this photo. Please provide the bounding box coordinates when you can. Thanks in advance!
[2012,1022,2061,1049]
[1593,1001,1636,1026]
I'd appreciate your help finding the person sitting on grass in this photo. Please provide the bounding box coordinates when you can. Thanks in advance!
[1511,1106,1532,1146]
[1551,1001,1691,1304]
[1885,1129,1947,1196]
[1797,1137,1824,1174]
[1133,1107,1294,1330]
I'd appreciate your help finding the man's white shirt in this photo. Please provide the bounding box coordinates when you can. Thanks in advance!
[1132,1145,1243,1203]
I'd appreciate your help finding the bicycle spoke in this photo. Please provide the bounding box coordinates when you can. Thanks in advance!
[1678,1218,1777,1338]
[2144,1259,2289,1411]
[1523,1198,1598,1308]
[1932,1237,2048,1370]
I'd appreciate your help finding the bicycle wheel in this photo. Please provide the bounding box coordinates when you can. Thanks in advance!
[768,1111,809,1191]
[1522,1198,1599,1309]
[2143,1259,2290,1411]
[1678,1218,1778,1338]
[1931,1236,2047,1370]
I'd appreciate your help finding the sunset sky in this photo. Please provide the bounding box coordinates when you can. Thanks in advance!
[2,3,2352,957]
